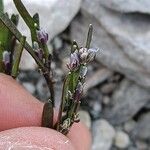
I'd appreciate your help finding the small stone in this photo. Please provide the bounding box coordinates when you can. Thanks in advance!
[100,83,116,94]
[114,131,130,149]
[102,96,110,105]
[124,119,136,133]
[90,100,102,119]
[53,37,63,50]
[79,110,91,129]
[131,112,150,140]
[22,82,36,94]
[92,119,116,150]
[136,140,149,150]
[36,77,50,101]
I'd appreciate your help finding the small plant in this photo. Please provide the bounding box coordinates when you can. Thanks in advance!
[0,0,98,135]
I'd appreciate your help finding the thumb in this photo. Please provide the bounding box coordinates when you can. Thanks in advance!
[0,127,75,150]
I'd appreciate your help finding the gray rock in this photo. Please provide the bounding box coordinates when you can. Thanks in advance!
[114,130,130,149]
[79,110,91,129]
[36,77,50,101]
[135,140,149,150]
[103,79,150,125]
[124,119,136,133]
[22,82,36,94]
[132,112,150,140]
[92,119,116,150]
[99,0,150,13]
[71,0,150,88]
[100,82,116,94]
[5,0,81,70]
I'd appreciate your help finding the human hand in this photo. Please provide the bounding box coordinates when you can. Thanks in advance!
[0,73,91,150]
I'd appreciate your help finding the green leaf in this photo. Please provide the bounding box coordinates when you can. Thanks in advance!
[13,0,38,43]
[0,0,4,12]
[42,99,54,128]
[33,13,40,29]
[11,36,26,78]
[68,70,79,93]
[86,24,93,49]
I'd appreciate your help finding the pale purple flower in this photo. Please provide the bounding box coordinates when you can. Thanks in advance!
[67,51,80,71]
[37,29,48,44]
[73,82,83,102]
[87,48,99,62]
[79,47,98,64]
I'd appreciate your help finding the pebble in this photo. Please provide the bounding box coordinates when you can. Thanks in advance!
[100,83,116,94]
[114,130,130,149]
[102,96,110,105]
[79,110,91,129]
[22,82,36,94]
[124,119,136,133]
[36,77,50,101]
[92,119,116,150]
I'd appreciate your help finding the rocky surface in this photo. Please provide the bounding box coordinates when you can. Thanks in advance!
[103,79,150,125]
[99,0,150,13]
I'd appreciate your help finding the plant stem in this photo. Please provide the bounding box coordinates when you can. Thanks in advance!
[86,24,93,49]
[0,0,3,12]
[11,36,26,78]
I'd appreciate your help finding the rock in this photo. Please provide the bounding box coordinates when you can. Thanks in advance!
[36,77,50,101]
[99,0,150,14]
[102,96,110,105]
[22,82,36,94]
[92,119,116,150]
[84,68,113,93]
[100,82,116,94]
[86,89,102,119]
[114,130,130,149]
[5,0,81,70]
[124,119,136,133]
[135,140,149,150]
[71,0,150,88]
[131,112,150,140]
[103,79,150,125]
[79,110,91,129]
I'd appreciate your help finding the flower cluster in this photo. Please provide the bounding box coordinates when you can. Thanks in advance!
[67,47,98,71]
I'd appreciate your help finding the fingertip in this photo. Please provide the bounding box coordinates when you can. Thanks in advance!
[0,127,75,150]
[67,122,92,150]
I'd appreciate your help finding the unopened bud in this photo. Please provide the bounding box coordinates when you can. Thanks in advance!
[37,29,48,44]
[67,51,80,71]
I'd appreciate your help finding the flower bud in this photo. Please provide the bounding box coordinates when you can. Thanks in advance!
[79,47,98,64]
[67,51,80,71]
[37,29,48,44]
[73,82,83,102]
[86,48,99,63]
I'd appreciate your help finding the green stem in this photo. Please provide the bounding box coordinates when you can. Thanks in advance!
[13,0,38,43]
[86,24,93,49]
[11,36,26,78]
[0,0,4,12]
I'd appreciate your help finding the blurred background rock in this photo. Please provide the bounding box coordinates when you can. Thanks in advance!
[5,0,150,149]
